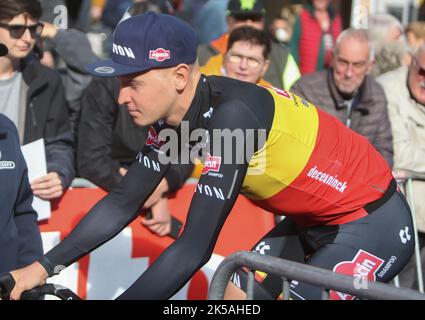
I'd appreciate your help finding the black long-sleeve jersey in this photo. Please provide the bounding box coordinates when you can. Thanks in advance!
[39,75,393,299]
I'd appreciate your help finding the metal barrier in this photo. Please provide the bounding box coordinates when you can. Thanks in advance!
[208,251,425,300]
[70,177,99,188]
[401,176,425,293]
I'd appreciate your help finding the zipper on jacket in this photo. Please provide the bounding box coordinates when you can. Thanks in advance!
[29,101,37,127]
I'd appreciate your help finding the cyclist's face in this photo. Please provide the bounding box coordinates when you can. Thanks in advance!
[118,68,179,126]
[332,37,373,96]
[0,13,40,61]
[409,51,425,105]
[224,41,269,84]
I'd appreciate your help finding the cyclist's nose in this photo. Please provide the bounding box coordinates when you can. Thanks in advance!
[118,86,131,105]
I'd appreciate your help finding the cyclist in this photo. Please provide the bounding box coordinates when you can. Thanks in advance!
[4,13,414,300]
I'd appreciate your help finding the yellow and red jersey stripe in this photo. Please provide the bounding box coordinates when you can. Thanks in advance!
[241,87,393,227]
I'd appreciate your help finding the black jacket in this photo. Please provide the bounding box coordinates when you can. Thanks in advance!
[0,114,43,274]
[21,55,75,189]
[77,77,193,191]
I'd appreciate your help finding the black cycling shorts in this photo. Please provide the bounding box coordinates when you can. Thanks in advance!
[231,180,415,300]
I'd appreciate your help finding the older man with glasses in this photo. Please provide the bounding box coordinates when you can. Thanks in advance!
[0,0,75,201]
[291,28,394,167]
[377,45,425,291]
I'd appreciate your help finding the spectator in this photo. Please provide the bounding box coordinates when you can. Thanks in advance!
[197,0,300,90]
[377,45,425,290]
[0,43,42,275]
[367,14,404,52]
[370,42,407,77]
[0,0,75,200]
[406,21,425,54]
[269,17,292,45]
[290,0,342,75]
[367,14,411,77]
[200,26,271,86]
[101,0,133,30]
[291,28,393,166]
[192,0,227,45]
[39,21,98,141]
[77,0,192,237]
[0,109,43,274]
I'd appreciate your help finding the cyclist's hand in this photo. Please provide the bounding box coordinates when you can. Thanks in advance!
[141,198,172,237]
[9,262,48,300]
[143,178,169,209]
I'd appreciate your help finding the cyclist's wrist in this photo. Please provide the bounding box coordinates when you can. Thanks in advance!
[37,256,56,278]
[33,261,49,282]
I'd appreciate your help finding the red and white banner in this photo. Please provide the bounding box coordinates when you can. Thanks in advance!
[39,184,274,300]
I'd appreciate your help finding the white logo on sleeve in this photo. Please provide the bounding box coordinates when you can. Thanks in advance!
[203,107,214,119]
[255,241,270,255]
[196,184,225,200]
[0,150,15,170]
[399,226,411,244]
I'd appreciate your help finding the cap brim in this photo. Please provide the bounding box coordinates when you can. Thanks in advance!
[85,59,149,77]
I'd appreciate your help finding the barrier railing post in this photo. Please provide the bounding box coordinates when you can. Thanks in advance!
[406,178,424,293]
[208,251,425,300]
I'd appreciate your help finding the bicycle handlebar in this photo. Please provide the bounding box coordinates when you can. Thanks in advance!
[0,273,15,300]
[21,284,81,300]
[0,273,81,300]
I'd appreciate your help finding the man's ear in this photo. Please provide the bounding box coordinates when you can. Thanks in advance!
[260,59,270,78]
[366,59,375,74]
[174,64,190,91]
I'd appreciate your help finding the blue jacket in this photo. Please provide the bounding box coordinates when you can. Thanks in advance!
[0,114,43,275]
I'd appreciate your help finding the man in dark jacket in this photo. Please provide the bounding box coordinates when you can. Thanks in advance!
[0,112,43,275]
[0,0,75,200]
[291,28,394,167]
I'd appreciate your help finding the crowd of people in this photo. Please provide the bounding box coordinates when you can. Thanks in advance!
[1,0,425,299]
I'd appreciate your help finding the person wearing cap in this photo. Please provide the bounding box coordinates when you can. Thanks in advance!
[77,0,192,237]
[0,0,75,200]
[198,0,300,90]
[0,43,43,275]
[4,12,414,301]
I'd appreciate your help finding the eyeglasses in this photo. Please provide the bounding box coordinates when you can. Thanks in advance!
[226,52,265,68]
[412,58,425,77]
[0,22,44,39]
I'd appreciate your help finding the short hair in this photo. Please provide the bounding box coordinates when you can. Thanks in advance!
[406,21,425,40]
[227,26,271,59]
[0,0,42,22]
[367,14,404,50]
[371,42,405,77]
[334,28,375,61]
